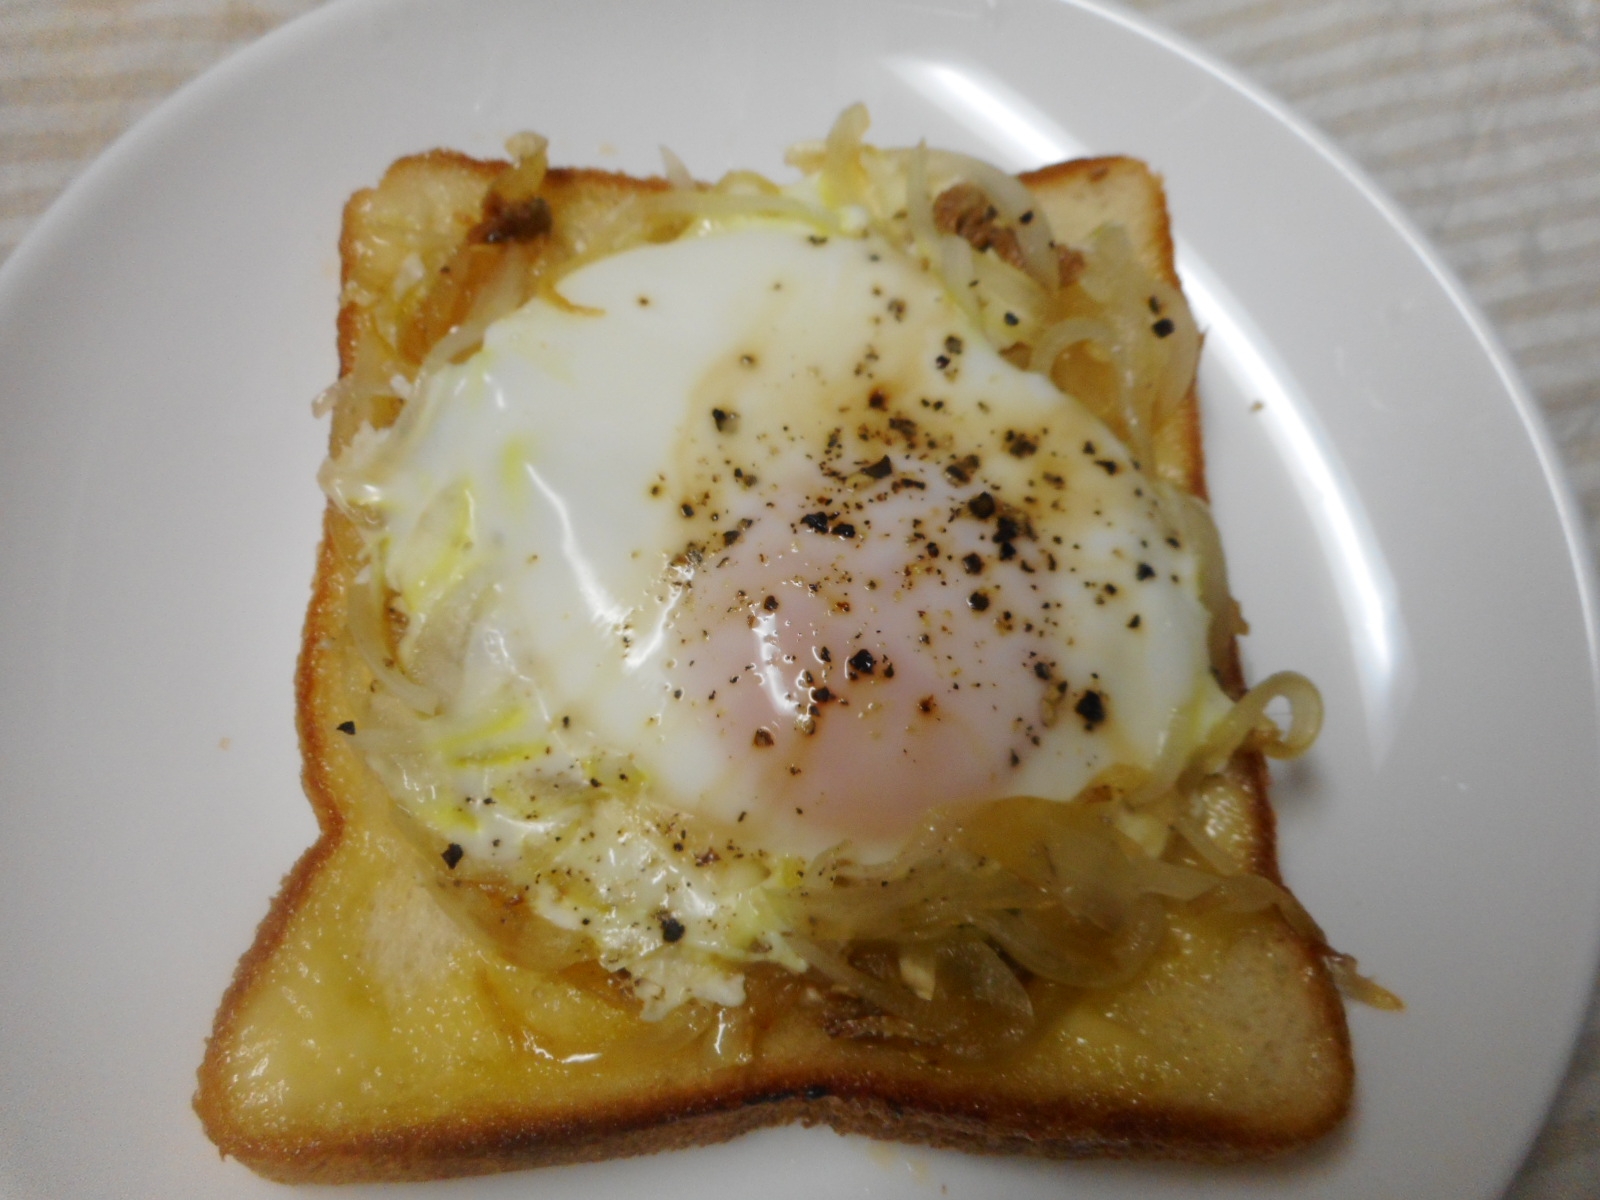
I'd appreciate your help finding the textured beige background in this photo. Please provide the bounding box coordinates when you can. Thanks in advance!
[1,0,1596,1195]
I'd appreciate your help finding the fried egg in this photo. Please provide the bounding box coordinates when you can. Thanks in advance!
[324,202,1229,1015]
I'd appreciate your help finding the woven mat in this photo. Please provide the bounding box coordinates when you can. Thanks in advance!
[2,1,1596,1195]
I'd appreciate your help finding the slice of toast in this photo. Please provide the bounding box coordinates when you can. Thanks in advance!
[194,142,1352,1184]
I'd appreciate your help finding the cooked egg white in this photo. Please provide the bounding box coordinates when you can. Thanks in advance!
[324,208,1229,1015]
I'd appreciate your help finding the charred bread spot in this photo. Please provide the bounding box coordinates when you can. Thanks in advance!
[932,182,1025,271]
[472,193,553,244]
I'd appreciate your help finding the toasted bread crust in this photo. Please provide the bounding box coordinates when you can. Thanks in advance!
[195,146,1351,1183]
[203,1075,1340,1186]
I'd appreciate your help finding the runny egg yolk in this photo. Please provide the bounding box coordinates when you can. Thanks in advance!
[330,223,1226,868]
[655,388,1209,858]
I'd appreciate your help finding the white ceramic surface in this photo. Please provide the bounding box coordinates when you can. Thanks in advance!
[1,1,1596,1197]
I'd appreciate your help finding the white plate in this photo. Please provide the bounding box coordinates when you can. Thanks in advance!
[1,1,1596,1197]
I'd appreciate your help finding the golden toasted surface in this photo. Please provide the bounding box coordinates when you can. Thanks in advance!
[194,146,1350,1183]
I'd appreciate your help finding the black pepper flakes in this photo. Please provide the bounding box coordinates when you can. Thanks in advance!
[441,843,464,869]
[801,511,830,533]
[1136,562,1156,580]
[1152,317,1176,338]
[335,720,356,735]
[962,552,984,575]
[1075,690,1107,728]
[862,455,893,479]
[712,407,740,433]
[763,595,780,612]
[847,649,877,676]
[968,590,991,612]
[944,454,979,485]
[967,492,997,519]
[660,915,686,943]
[831,522,857,539]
